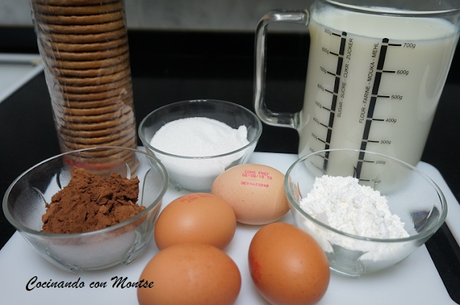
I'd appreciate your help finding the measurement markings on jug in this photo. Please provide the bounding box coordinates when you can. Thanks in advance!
[356,38,405,178]
[354,157,376,183]
[318,31,348,169]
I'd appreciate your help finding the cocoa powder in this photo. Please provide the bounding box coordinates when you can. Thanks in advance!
[42,167,144,234]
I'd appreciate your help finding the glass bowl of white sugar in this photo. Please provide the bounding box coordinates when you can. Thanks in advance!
[285,149,447,277]
[139,99,263,192]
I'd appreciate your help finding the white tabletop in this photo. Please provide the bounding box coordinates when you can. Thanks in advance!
[1,152,459,305]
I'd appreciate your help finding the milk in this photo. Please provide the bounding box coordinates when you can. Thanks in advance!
[298,5,459,180]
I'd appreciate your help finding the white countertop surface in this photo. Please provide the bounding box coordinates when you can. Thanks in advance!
[1,152,459,305]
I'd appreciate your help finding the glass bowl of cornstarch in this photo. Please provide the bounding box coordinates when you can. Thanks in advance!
[139,99,262,192]
[284,149,447,277]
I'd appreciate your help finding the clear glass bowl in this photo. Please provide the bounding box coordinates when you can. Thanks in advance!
[284,149,447,277]
[138,99,263,192]
[2,146,168,273]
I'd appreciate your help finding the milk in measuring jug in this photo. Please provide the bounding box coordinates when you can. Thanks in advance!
[299,6,459,179]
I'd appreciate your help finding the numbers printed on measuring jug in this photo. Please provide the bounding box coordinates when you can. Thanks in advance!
[403,42,417,49]
[315,29,412,143]
[314,31,416,178]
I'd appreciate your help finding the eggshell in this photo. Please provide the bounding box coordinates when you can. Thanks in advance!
[154,193,236,250]
[248,222,330,305]
[138,243,241,305]
[211,164,289,225]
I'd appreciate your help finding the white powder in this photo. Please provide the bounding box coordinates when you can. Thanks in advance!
[299,175,410,262]
[150,117,249,191]
[300,175,409,239]
[151,117,249,157]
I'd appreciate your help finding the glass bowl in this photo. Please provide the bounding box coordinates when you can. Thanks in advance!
[138,99,262,192]
[284,149,447,277]
[2,146,168,273]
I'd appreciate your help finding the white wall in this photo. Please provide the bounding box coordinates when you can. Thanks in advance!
[0,0,313,32]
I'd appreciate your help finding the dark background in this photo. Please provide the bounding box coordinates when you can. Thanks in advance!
[1,27,460,302]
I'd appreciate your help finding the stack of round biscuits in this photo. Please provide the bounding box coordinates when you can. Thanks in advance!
[31,0,137,167]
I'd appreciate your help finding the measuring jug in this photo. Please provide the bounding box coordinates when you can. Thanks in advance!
[254,0,460,181]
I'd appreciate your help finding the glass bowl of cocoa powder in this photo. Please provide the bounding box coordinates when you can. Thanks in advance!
[2,146,168,273]
[285,149,447,277]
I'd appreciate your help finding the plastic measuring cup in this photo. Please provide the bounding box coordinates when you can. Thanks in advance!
[254,0,460,180]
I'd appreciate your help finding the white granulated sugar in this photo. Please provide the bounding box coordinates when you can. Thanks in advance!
[300,175,409,239]
[151,117,249,157]
[150,117,250,191]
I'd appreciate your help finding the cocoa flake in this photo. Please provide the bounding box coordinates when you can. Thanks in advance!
[42,167,144,234]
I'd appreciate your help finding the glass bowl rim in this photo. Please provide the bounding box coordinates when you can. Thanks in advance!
[138,99,263,159]
[2,146,169,239]
[284,148,448,243]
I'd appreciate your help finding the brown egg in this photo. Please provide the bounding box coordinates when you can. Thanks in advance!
[138,243,241,305]
[154,193,236,250]
[248,222,330,305]
[211,164,289,225]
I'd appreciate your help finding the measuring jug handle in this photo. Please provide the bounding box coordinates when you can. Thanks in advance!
[254,9,309,129]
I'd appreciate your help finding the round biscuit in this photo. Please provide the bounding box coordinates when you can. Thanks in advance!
[53,105,134,129]
[48,59,130,78]
[33,0,118,5]
[57,102,133,123]
[61,140,137,161]
[35,10,123,25]
[59,115,134,137]
[55,75,131,95]
[32,1,124,16]
[57,85,132,101]
[40,27,126,44]
[42,42,129,61]
[55,107,134,131]
[54,90,132,108]
[59,123,136,145]
[61,130,136,151]
[54,67,130,86]
[50,85,132,104]
[39,35,128,52]
[45,50,129,69]
[58,101,127,116]
[55,102,134,124]
[58,91,133,108]
[37,19,125,35]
